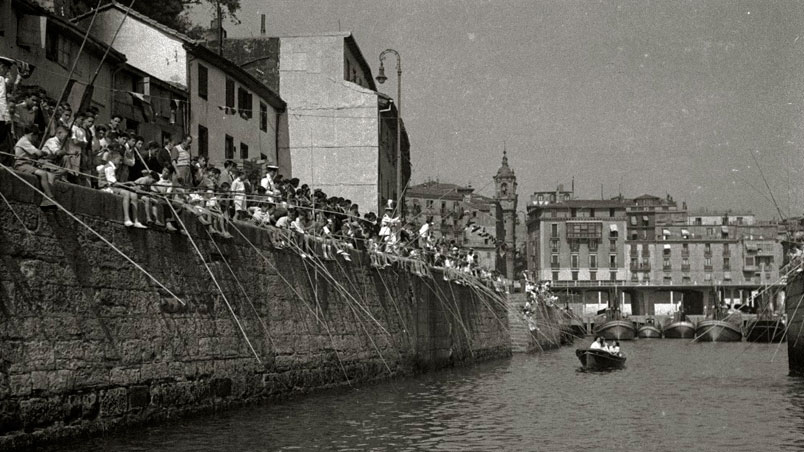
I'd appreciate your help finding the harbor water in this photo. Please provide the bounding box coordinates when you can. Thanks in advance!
[59,340,804,451]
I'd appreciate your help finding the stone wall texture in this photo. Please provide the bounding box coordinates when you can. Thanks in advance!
[0,174,511,450]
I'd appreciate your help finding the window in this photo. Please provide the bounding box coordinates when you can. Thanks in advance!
[571,254,579,269]
[695,217,702,225]
[664,275,673,283]
[550,239,560,253]
[571,208,577,217]
[682,275,691,283]
[260,102,268,132]
[609,254,617,267]
[723,244,730,256]
[589,240,598,252]
[551,254,559,267]
[609,208,615,217]
[426,200,433,209]
[237,88,252,119]
[198,64,208,100]
[590,255,597,269]
[570,241,580,252]
[551,210,557,218]
[225,79,235,111]
[572,271,578,281]
[566,222,602,239]
[590,209,596,218]
[663,248,671,256]
[704,243,711,254]
[663,257,671,270]
[225,135,234,159]
[45,29,73,69]
[552,271,559,281]
[240,142,249,159]
[682,258,689,268]
[610,271,617,281]
[630,216,637,226]
[704,257,712,267]
[704,273,712,281]
[197,125,208,158]
[590,271,597,281]
[537,194,544,202]
[723,257,730,270]
[706,227,713,236]
[551,223,558,238]
[745,256,755,266]
[609,239,617,252]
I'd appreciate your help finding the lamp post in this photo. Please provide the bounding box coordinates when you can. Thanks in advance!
[376,49,402,212]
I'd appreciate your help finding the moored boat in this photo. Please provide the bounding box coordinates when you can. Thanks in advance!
[695,319,743,342]
[663,310,696,339]
[593,308,636,340]
[576,348,626,370]
[745,318,786,343]
[638,324,662,339]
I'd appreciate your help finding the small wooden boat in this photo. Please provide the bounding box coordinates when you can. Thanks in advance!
[593,308,636,340]
[576,348,626,371]
[664,310,695,339]
[745,318,786,343]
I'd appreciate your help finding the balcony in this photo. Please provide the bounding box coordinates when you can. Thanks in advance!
[681,265,691,272]
[681,251,690,258]
[551,261,560,269]
[630,263,651,271]
[704,252,712,259]
[743,265,757,272]
[663,265,672,271]
[704,265,713,272]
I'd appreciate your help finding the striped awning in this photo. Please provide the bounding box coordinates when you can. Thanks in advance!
[664,244,672,250]
[663,229,671,235]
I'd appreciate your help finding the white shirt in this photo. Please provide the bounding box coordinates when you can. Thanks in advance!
[0,75,10,122]
[589,341,602,350]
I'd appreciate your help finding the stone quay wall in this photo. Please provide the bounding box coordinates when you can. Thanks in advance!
[0,174,511,450]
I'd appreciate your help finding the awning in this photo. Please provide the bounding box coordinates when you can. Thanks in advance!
[663,229,671,235]
[721,226,729,233]
[681,229,690,236]
[609,224,618,232]
[663,244,672,250]
[643,216,649,222]
[746,243,758,251]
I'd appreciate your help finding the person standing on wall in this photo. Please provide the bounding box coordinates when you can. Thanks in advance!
[171,134,192,186]
[0,58,22,166]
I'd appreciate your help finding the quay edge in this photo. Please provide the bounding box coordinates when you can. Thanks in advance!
[0,175,512,450]
[787,270,804,376]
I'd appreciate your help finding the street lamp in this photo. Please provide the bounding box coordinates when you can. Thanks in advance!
[376,49,402,212]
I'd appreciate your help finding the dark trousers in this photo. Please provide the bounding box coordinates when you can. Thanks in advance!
[0,121,12,167]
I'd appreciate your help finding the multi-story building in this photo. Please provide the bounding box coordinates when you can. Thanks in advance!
[74,2,288,173]
[529,183,573,207]
[686,209,756,226]
[527,198,629,283]
[406,181,498,270]
[626,194,686,241]
[220,31,411,214]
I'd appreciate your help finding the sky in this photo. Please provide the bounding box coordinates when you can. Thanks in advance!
[191,0,804,219]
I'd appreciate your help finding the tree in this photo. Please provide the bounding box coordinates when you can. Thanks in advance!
[67,0,241,36]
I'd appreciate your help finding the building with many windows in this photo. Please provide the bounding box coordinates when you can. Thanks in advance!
[527,198,629,282]
[74,2,288,173]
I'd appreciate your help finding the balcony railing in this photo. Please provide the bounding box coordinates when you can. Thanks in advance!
[681,265,691,272]
[551,262,560,269]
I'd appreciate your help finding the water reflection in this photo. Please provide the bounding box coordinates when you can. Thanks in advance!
[58,341,804,452]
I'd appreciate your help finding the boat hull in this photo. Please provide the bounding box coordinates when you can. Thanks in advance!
[576,348,626,371]
[663,321,696,339]
[594,320,636,341]
[637,325,662,339]
[745,319,786,343]
[787,270,804,375]
[694,320,742,342]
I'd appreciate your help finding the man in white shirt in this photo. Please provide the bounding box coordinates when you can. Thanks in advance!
[589,337,603,350]
[0,58,22,166]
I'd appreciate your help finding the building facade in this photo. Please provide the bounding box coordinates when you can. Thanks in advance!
[74,2,288,173]
[406,181,498,270]
[1,0,126,124]
[221,32,411,214]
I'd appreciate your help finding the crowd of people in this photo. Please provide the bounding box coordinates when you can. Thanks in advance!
[0,59,511,290]
[589,336,622,356]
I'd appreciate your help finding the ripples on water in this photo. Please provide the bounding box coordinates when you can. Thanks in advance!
[62,341,804,451]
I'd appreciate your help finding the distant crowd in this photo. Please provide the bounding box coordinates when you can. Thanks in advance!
[0,59,509,289]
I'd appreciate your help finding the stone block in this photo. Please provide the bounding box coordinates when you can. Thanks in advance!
[100,387,127,417]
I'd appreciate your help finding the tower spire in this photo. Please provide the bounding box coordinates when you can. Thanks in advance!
[502,140,508,167]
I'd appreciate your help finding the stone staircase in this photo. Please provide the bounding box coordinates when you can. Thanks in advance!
[507,294,533,353]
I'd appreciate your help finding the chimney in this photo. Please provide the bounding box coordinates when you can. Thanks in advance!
[205,18,227,47]
[261,14,266,35]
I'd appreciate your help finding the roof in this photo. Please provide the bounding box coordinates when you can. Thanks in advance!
[542,199,630,209]
[71,1,195,43]
[634,194,661,200]
[14,0,126,63]
[184,42,286,111]
[495,150,514,179]
[408,182,472,200]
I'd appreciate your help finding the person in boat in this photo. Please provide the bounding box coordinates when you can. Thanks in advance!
[589,336,603,350]
[611,341,622,356]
